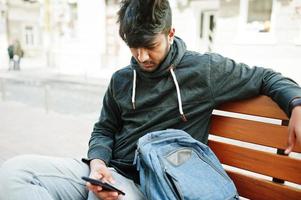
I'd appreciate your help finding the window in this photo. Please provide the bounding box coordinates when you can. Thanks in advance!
[235,0,276,44]
[247,0,273,32]
[24,26,34,46]
[105,0,120,5]
[199,11,217,52]
[68,2,78,38]
[219,0,240,18]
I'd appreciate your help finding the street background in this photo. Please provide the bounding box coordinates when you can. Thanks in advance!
[1,0,301,166]
[0,66,109,164]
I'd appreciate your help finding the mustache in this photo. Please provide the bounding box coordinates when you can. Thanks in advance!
[141,61,155,65]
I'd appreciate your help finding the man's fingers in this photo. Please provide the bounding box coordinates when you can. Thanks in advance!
[285,130,296,154]
[89,172,103,180]
[285,144,294,155]
[95,191,119,200]
[99,171,115,185]
[86,182,102,192]
[102,176,116,185]
[93,166,115,184]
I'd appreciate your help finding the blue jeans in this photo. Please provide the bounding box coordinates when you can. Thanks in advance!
[0,155,146,200]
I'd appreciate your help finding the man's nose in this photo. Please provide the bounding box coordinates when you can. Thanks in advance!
[137,48,149,63]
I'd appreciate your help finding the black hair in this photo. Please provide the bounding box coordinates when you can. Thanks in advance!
[117,0,172,48]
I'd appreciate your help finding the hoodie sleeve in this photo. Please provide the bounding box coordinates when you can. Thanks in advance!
[209,53,301,116]
[87,78,122,165]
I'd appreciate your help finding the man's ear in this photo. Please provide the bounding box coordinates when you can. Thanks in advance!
[168,28,175,44]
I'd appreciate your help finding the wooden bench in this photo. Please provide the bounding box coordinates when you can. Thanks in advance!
[208,95,301,200]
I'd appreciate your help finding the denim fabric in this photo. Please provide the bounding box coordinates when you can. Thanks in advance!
[134,129,239,200]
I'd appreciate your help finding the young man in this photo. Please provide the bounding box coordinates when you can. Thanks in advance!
[0,0,301,200]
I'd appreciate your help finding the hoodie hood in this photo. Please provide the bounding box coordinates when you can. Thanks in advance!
[130,36,188,121]
[130,36,187,79]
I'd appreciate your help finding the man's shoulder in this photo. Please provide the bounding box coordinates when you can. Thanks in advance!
[181,50,211,65]
[112,65,132,77]
[110,65,133,84]
[184,51,229,65]
[185,50,222,56]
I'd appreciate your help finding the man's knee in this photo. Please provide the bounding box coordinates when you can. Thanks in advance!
[1,154,39,170]
[0,155,38,196]
[1,155,31,174]
[0,155,39,185]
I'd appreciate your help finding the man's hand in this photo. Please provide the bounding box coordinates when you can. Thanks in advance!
[285,106,301,154]
[87,159,119,200]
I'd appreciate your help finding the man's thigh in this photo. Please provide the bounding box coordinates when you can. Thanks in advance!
[0,155,146,200]
[0,155,89,200]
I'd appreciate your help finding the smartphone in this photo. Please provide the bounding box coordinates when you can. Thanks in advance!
[81,176,125,195]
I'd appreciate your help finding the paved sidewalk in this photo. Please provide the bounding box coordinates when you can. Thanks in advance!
[0,100,98,164]
[0,66,113,164]
[1,55,114,86]
[0,67,112,87]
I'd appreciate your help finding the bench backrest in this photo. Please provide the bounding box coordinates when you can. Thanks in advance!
[208,95,301,200]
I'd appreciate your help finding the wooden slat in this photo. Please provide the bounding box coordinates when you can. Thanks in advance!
[209,115,301,152]
[208,140,301,184]
[217,95,288,120]
[227,170,301,200]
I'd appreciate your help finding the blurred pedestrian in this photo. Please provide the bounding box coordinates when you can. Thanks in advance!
[12,40,24,71]
[7,43,14,70]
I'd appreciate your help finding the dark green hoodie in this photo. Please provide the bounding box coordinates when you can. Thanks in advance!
[87,37,301,183]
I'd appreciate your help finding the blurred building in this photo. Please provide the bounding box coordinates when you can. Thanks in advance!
[46,0,106,77]
[0,0,42,68]
[0,0,8,68]
[213,0,301,81]
[171,0,219,52]
[7,0,42,56]
[1,0,301,81]
[103,0,301,82]
[0,0,106,77]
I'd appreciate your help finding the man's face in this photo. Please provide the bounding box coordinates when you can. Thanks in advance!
[130,29,175,72]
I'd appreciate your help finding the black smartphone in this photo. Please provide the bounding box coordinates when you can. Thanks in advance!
[81,176,125,195]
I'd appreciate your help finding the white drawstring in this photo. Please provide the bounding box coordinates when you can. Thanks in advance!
[170,67,187,122]
[131,67,187,121]
[132,69,137,109]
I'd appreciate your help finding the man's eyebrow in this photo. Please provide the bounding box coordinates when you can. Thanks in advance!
[146,42,159,47]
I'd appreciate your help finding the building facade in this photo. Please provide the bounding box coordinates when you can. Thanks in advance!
[213,0,301,83]
[0,0,8,68]
[0,0,42,69]
[1,0,300,83]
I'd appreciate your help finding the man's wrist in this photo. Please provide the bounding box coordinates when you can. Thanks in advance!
[289,97,301,112]
[91,159,106,165]
[292,104,301,112]
[90,159,107,170]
